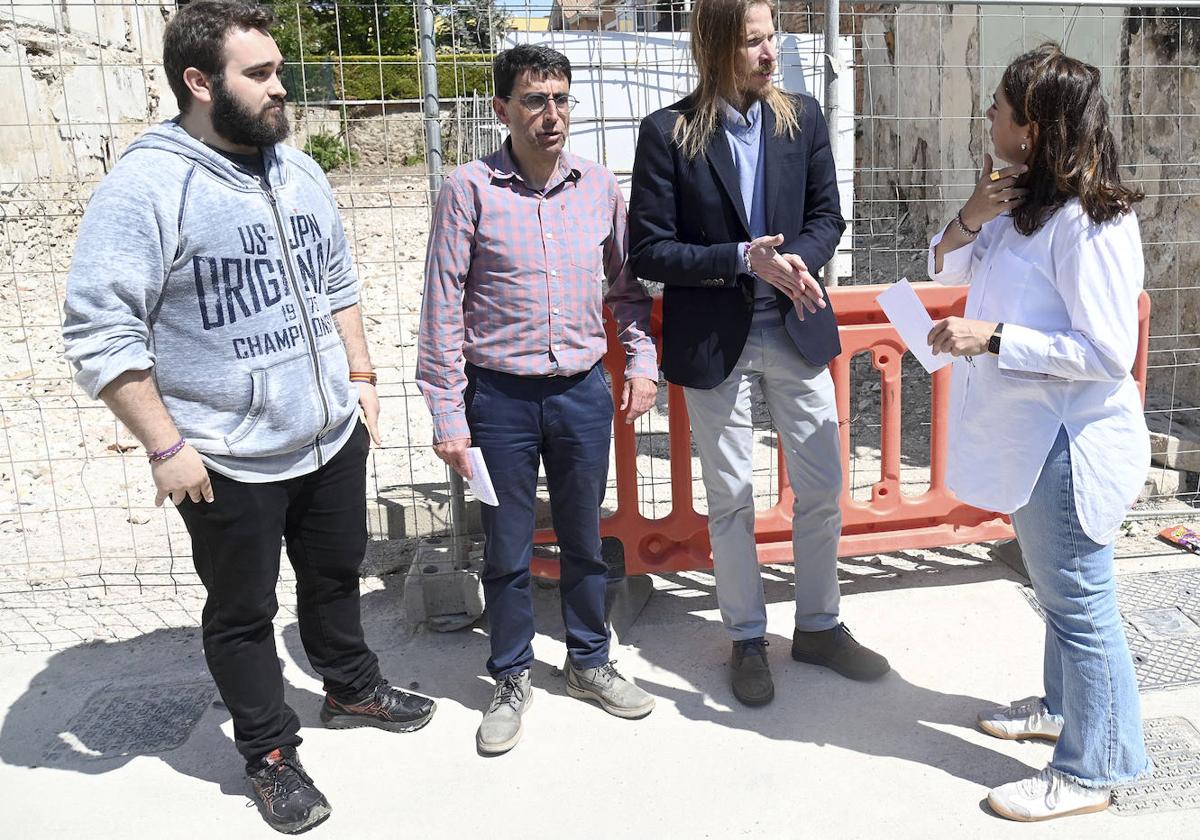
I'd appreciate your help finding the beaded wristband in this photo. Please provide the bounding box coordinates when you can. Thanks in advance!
[741,242,758,278]
[954,210,981,238]
[148,438,186,463]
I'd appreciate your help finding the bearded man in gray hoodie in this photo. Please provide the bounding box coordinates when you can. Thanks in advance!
[61,2,434,833]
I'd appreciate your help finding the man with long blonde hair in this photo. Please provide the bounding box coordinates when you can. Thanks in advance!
[629,0,889,706]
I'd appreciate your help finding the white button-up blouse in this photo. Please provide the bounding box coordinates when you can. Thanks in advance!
[927,198,1150,545]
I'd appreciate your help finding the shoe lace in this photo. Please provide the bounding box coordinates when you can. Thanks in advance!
[1013,767,1062,807]
[734,638,769,660]
[597,660,623,684]
[1005,696,1045,719]
[489,672,527,713]
[369,679,413,715]
[260,755,311,800]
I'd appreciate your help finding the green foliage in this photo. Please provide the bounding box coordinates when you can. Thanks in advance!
[271,0,326,60]
[303,131,358,172]
[441,0,509,52]
[271,2,508,61]
[336,53,494,101]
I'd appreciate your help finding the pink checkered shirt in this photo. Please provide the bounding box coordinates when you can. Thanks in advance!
[416,142,658,443]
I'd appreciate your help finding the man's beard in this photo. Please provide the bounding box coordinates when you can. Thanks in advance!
[210,76,290,147]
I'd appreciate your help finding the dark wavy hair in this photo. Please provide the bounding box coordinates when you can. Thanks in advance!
[1002,43,1143,235]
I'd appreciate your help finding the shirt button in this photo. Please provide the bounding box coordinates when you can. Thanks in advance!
[552,344,560,351]
[546,233,554,240]
[552,308,560,315]
[551,270,558,276]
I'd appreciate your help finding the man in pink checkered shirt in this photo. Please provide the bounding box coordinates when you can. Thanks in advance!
[416,44,659,755]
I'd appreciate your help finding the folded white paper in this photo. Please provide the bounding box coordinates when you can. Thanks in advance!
[465,447,498,506]
[875,278,953,374]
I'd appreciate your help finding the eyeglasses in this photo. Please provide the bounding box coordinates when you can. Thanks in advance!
[504,93,579,115]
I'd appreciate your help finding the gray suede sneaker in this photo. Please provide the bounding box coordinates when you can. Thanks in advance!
[476,669,532,755]
[564,659,656,719]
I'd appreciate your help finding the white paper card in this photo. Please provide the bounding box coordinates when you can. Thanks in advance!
[875,278,953,374]
[465,447,498,506]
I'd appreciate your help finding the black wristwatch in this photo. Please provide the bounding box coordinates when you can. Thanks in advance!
[988,323,1005,355]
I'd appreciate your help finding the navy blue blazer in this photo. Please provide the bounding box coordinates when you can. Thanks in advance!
[628,93,846,389]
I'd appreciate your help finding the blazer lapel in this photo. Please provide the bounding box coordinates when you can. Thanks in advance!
[763,101,785,232]
[705,130,751,238]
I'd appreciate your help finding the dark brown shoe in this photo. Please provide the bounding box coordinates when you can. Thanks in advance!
[791,623,890,681]
[730,638,774,706]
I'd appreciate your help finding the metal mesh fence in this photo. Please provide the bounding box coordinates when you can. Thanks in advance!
[0,0,1196,650]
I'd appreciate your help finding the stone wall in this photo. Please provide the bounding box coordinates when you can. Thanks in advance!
[1,1,172,184]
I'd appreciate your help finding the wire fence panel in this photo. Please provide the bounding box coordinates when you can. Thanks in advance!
[0,1,1196,650]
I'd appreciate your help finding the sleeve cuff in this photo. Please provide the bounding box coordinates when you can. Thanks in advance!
[432,412,471,444]
[326,277,360,311]
[927,228,972,282]
[997,323,1064,380]
[624,355,659,383]
[724,242,745,284]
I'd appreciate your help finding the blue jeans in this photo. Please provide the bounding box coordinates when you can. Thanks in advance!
[1011,426,1149,787]
[466,363,614,679]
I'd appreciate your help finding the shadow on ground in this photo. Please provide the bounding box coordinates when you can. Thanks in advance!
[0,548,1033,800]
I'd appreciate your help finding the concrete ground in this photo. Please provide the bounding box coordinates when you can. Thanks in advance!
[3,541,1200,840]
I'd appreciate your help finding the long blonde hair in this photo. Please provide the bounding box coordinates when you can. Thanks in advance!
[673,0,800,160]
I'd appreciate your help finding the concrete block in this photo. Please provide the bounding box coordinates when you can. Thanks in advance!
[1145,400,1200,473]
[1149,429,1200,474]
[1141,465,1198,502]
[403,537,484,632]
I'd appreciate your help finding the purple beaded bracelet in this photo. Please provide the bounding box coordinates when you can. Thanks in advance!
[148,438,186,463]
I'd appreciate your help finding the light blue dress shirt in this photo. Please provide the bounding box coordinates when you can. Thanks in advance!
[721,100,781,327]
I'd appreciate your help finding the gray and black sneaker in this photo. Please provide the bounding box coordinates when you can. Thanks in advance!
[321,678,436,733]
[246,746,331,834]
[565,659,656,718]
[477,669,532,755]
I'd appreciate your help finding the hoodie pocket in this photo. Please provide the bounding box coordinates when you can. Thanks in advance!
[225,355,324,457]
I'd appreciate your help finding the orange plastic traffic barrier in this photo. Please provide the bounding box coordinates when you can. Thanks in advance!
[531,285,1151,578]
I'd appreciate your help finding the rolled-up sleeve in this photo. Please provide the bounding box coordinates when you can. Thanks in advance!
[62,173,176,399]
[927,217,996,285]
[998,221,1141,382]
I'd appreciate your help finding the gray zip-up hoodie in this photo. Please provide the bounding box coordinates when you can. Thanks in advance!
[63,121,360,481]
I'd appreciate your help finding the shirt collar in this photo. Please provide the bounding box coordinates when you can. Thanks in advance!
[720,99,762,133]
[490,138,581,189]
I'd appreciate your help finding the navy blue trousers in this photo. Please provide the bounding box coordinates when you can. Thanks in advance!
[466,363,614,678]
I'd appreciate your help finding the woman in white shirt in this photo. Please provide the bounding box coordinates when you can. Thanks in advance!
[927,43,1150,823]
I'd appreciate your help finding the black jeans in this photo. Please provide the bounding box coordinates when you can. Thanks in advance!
[177,422,381,763]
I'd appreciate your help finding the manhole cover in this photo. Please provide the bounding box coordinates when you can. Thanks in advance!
[1112,716,1200,815]
[44,681,214,762]
[1018,569,1200,690]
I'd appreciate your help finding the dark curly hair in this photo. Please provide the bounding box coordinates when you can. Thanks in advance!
[1002,43,1143,235]
[163,1,275,113]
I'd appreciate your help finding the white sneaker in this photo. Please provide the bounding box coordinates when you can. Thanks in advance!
[988,767,1110,822]
[977,696,1063,742]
